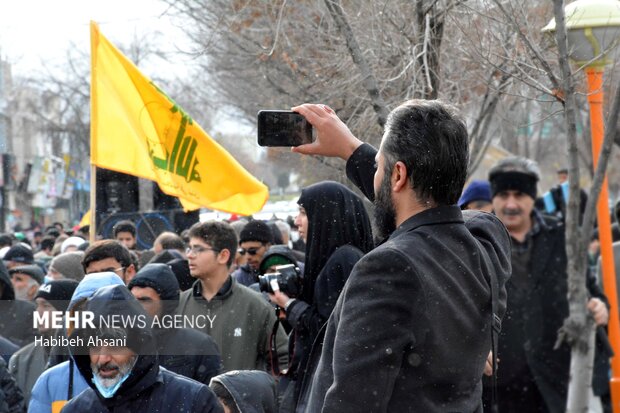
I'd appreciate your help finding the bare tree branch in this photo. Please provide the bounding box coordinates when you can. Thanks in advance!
[323,0,390,126]
[491,0,562,99]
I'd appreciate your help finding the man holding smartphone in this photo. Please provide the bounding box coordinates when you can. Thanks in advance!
[289,101,511,412]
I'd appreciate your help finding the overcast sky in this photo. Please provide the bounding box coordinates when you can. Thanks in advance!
[0,0,253,135]
[0,0,187,75]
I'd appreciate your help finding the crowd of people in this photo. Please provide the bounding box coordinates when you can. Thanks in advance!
[0,99,615,412]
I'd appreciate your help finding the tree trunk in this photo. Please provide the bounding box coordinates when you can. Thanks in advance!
[566,324,597,412]
[549,0,620,411]
[550,0,596,409]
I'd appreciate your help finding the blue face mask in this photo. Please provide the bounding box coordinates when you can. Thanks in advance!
[92,369,131,398]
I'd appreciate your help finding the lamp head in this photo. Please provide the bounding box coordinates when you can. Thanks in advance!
[542,0,620,67]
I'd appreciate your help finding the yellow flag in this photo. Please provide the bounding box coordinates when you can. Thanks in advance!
[90,22,268,215]
[79,209,91,227]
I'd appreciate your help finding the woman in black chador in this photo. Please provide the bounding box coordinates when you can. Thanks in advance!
[269,180,373,412]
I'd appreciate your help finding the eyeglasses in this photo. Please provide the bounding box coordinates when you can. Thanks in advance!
[87,267,125,275]
[237,246,264,256]
[186,246,220,256]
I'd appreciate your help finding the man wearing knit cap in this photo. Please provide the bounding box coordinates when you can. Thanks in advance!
[231,220,273,287]
[47,251,86,282]
[8,279,79,403]
[9,265,44,301]
[3,244,34,270]
[484,156,610,412]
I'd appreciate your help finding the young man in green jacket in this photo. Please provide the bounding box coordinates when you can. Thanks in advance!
[177,220,288,373]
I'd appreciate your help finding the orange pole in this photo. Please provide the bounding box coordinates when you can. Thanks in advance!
[586,67,620,411]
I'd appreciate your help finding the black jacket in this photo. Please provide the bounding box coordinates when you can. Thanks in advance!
[0,357,24,413]
[300,144,512,412]
[129,264,223,384]
[485,212,609,412]
[155,328,223,385]
[285,245,363,398]
[0,337,18,364]
[283,181,373,410]
[0,261,35,348]
[210,370,278,413]
[61,284,222,413]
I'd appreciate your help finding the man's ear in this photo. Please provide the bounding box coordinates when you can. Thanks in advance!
[392,161,408,192]
[124,264,137,285]
[28,283,39,299]
[218,249,231,266]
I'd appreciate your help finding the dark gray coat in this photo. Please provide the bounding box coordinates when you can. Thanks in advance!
[299,144,512,412]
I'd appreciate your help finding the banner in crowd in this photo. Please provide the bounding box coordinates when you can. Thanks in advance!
[90,21,268,215]
[26,156,68,208]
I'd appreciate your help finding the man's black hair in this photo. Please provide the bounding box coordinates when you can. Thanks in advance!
[82,240,133,272]
[45,227,61,238]
[129,250,140,273]
[112,220,137,238]
[381,100,469,206]
[180,229,190,245]
[188,221,237,268]
[40,236,56,252]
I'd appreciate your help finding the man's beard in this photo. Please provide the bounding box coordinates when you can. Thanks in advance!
[14,285,30,301]
[373,173,397,240]
[91,356,136,389]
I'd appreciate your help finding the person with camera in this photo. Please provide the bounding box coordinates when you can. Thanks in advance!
[268,180,374,412]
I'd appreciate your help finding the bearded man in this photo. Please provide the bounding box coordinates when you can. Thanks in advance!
[290,101,512,412]
[61,284,222,413]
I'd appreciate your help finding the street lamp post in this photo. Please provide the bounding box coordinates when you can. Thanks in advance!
[544,0,620,409]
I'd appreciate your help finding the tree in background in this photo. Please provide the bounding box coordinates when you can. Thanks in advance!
[162,0,620,409]
[163,0,520,186]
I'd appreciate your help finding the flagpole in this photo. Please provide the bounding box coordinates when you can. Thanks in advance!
[89,164,96,244]
[90,22,98,244]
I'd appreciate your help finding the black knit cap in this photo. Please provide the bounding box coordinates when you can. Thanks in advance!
[239,220,273,245]
[128,263,180,301]
[34,279,79,311]
[489,170,538,200]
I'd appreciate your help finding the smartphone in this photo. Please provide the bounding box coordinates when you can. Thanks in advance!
[257,110,314,147]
